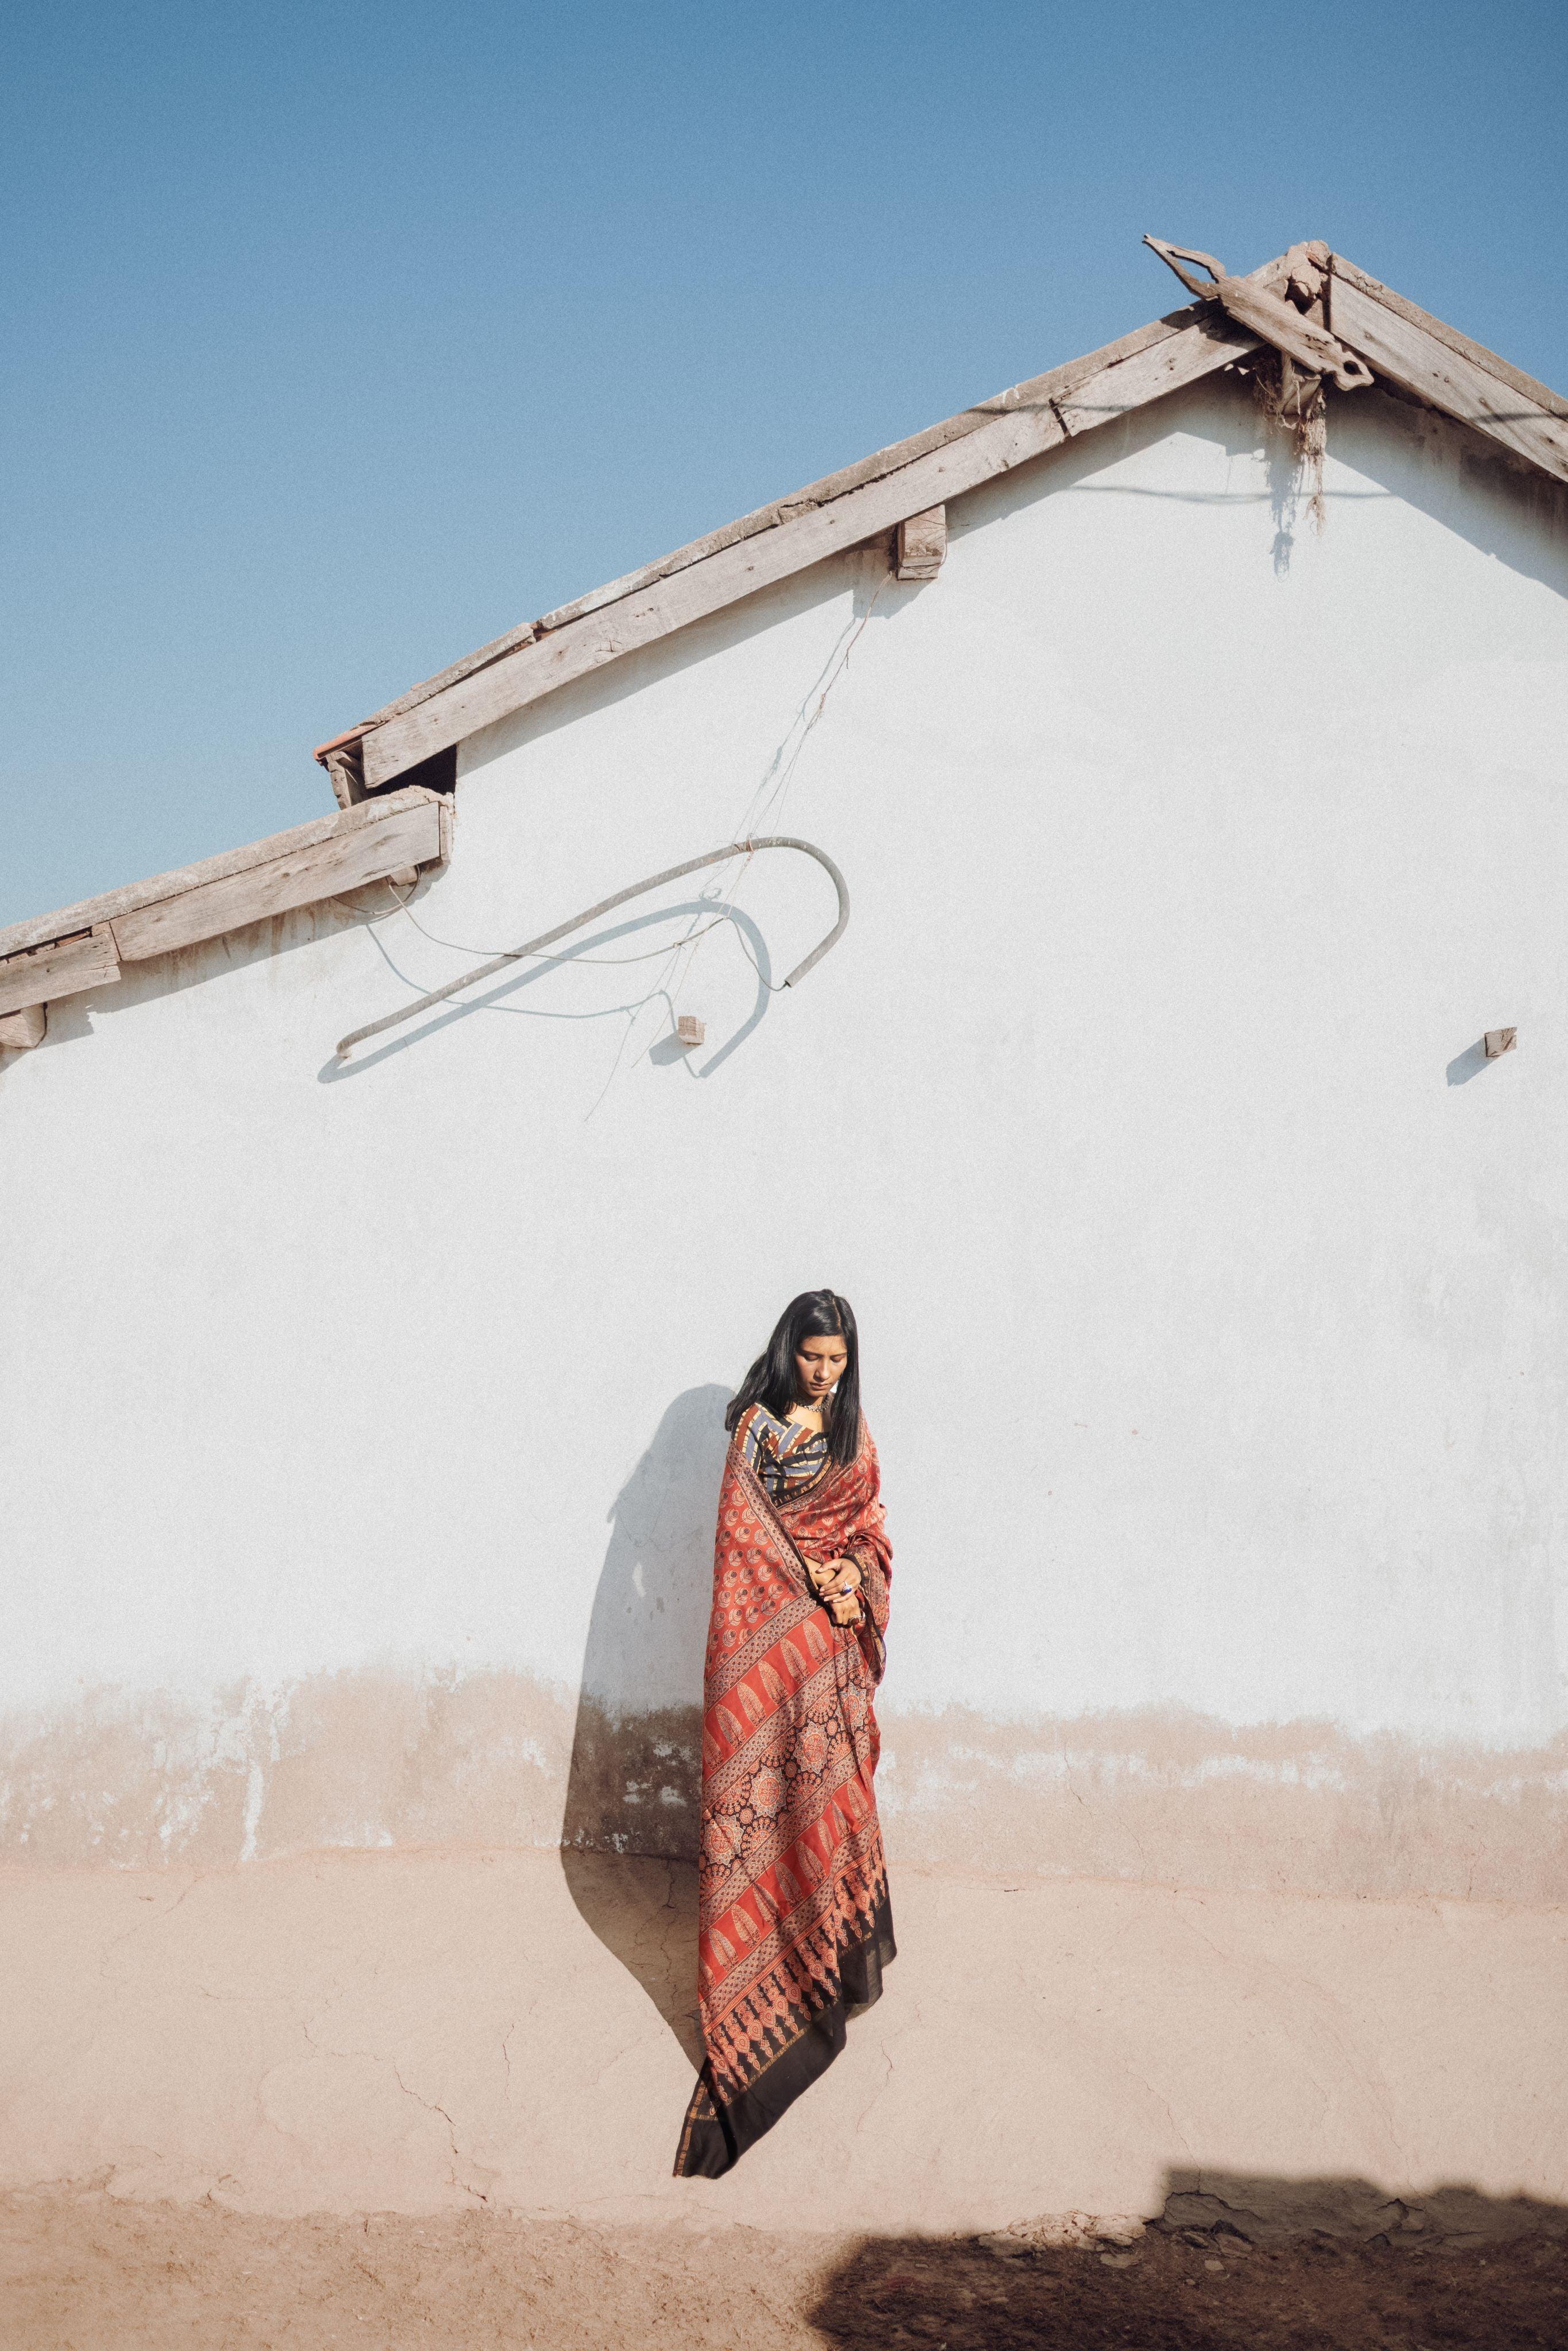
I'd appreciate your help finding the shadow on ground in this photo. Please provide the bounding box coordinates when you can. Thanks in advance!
[808,2171,1568,2350]
[4,2174,1566,2349]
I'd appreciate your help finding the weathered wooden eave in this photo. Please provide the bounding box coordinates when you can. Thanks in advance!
[345,267,1291,791]
[1325,255,1568,484]
[327,281,1263,770]
[0,788,451,1038]
[328,246,1568,797]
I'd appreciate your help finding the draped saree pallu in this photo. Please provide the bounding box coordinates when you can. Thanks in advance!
[674,1406,895,2178]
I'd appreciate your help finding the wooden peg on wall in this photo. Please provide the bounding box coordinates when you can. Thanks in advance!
[1484,1029,1517,1058]
[0,1003,46,1050]
[895,505,947,582]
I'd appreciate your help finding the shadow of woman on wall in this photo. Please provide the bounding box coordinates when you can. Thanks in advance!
[560,1383,729,2070]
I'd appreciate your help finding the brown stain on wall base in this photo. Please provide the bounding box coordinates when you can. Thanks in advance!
[876,1704,1568,1904]
[0,1671,574,1870]
[2,1668,1565,1902]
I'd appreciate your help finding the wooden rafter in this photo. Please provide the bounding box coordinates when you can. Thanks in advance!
[0,788,449,1022]
[337,246,1567,793]
[336,282,1269,761]
[1327,256,1568,487]
[358,305,1262,787]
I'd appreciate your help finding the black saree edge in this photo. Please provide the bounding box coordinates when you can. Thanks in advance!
[673,1888,896,2179]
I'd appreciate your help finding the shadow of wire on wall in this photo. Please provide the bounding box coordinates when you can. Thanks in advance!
[318,895,776,1081]
[559,1383,730,2069]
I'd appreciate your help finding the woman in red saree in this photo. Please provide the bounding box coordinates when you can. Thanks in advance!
[674,1290,894,2178]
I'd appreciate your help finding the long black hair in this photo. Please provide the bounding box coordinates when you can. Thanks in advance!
[725,1289,863,1465]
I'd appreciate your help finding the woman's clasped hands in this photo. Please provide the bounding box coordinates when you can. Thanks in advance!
[807,1555,864,1626]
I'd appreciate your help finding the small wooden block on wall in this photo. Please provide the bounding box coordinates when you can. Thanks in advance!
[0,1003,46,1049]
[1484,1027,1517,1058]
[0,925,121,1019]
[895,505,948,581]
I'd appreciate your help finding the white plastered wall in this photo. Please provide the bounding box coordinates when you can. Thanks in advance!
[2,376,1567,1887]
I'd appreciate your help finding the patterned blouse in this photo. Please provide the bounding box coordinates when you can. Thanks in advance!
[733,1400,831,1503]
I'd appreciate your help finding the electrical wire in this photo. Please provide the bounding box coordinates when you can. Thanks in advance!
[356,581,881,1034]
[335,836,847,1062]
[377,878,732,966]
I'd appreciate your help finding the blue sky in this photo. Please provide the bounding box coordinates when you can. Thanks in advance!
[5,0,1566,926]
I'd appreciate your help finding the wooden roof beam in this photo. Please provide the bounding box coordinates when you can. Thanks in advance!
[0,928,119,1021]
[359,300,1267,789]
[312,243,1566,797]
[1327,255,1568,487]
[0,788,451,1026]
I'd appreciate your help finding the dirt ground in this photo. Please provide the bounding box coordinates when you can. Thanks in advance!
[4,2193,1568,2350]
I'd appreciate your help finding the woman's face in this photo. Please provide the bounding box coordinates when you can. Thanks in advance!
[794,1333,848,1405]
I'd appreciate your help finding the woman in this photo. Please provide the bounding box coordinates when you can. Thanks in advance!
[674,1289,895,2178]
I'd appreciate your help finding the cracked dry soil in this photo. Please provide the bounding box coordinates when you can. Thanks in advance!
[3,2194,1567,2348]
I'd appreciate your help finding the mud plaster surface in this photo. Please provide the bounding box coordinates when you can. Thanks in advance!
[6,1669,1568,1903]
[2,1846,1565,2233]
[5,2194,1568,2350]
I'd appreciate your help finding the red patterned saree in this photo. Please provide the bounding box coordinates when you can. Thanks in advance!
[674,1407,895,2178]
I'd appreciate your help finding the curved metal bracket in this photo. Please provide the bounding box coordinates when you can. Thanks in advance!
[334,834,849,1062]
[1144,234,1374,394]
[1144,238,1231,301]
